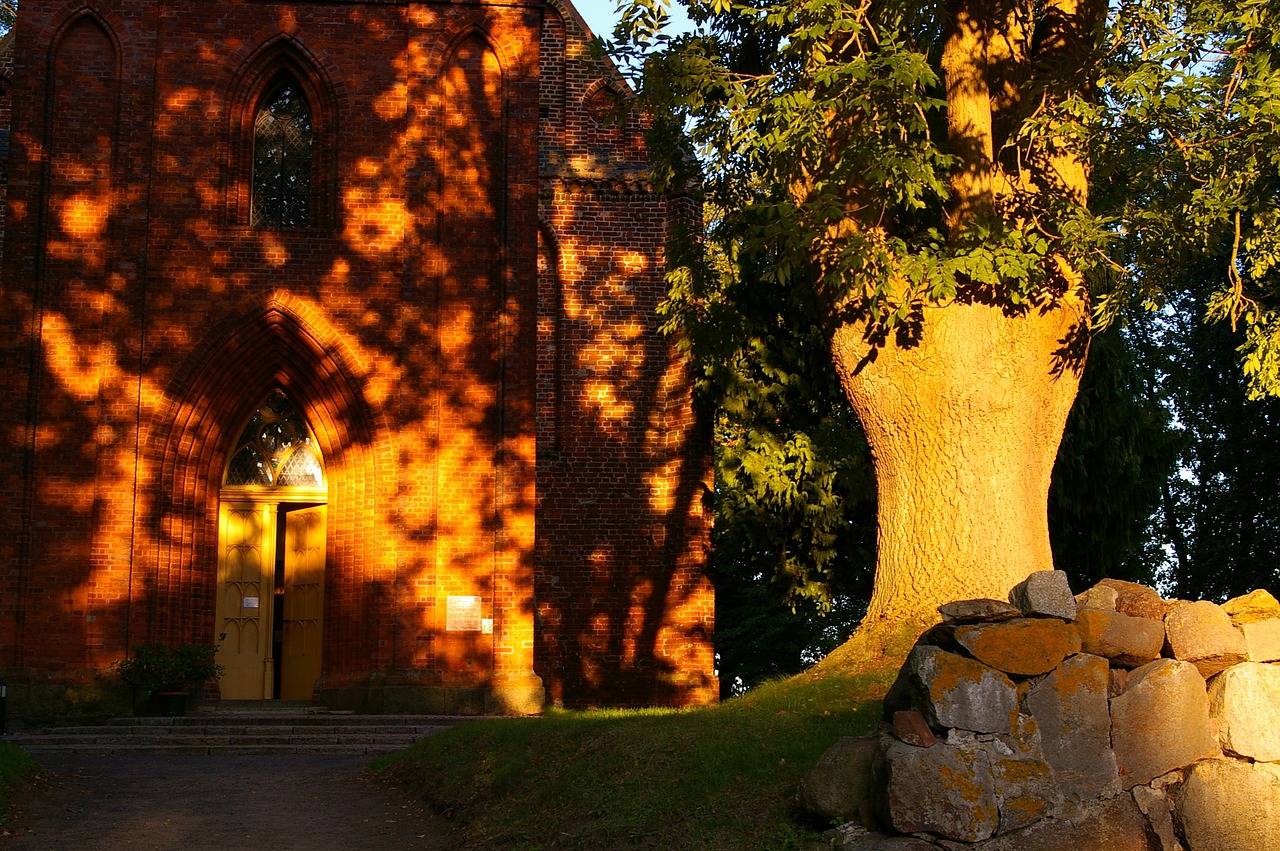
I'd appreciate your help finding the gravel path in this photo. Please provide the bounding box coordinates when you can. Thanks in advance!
[1,754,459,850]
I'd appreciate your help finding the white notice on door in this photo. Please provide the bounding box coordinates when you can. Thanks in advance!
[243,596,260,609]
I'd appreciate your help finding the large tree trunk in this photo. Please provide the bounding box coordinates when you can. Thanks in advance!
[828,293,1087,658]
[800,0,1103,675]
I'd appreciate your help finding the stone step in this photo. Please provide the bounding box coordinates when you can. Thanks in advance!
[105,713,470,727]
[6,711,464,756]
[10,731,431,745]
[7,741,420,756]
[88,722,454,735]
[46,721,451,733]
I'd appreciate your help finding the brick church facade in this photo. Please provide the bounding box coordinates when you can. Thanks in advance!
[0,1,715,719]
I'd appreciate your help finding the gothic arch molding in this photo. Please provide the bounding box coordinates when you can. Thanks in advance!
[225,35,339,228]
[136,294,391,654]
[43,6,122,67]
[439,22,515,82]
[41,9,122,239]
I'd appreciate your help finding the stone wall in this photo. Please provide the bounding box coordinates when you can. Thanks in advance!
[802,573,1280,850]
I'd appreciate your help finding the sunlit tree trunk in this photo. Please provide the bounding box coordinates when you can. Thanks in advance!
[818,0,1102,663]
[830,296,1086,650]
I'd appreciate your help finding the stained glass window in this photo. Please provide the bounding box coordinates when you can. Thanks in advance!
[251,83,312,229]
[224,391,324,489]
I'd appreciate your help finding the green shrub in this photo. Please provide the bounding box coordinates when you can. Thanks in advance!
[0,741,35,825]
[113,641,224,693]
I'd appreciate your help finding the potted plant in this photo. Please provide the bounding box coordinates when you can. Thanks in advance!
[114,641,224,717]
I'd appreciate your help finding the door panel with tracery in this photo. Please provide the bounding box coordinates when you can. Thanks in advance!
[215,502,275,700]
[281,505,326,700]
[214,390,327,700]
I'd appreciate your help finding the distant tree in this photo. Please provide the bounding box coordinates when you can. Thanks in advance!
[687,249,877,612]
[1,2,15,34]
[686,241,875,693]
[1094,0,1280,598]
[1130,281,1280,601]
[714,575,864,695]
[1048,324,1181,590]
[1097,0,1280,394]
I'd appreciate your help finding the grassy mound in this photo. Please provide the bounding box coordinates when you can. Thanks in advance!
[0,741,35,826]
[380,666,896,850]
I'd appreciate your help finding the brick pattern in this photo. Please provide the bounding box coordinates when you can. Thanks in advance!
[534,0,715,706]
[0,0,715,709]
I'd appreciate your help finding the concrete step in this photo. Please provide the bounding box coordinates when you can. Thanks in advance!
[6,711,464,756]
[6,741,421,756]
[93,721,456,735]
[9,732,434,746]
[106,713,470,727]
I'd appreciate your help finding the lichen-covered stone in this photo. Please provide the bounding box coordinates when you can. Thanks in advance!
[1076,607,1165,668]
[1009,570,1077,621]
[987,715,1063,833]
[938,599,1022,624]
[1174,759,1280,851]
[879,737,999,843]
[799,736,881,825]
[1024,653,1118,800]
[1239,618,1280,663]
[1075,584,1119,612]
[838,832,937,851]
[1097,578,1171,622]
[1221,588,1280,624]
[1111,659,1220,789]
[955,796,1157,851]
[1163,600,1248,678]
[906,645,1018,735]
[953,618,1081,677]
[1207,661,1280,762]
[1132,786,1183,851]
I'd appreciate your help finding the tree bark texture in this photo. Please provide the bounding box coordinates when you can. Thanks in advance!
[818,0,1102,654]
[832,294,1087,635]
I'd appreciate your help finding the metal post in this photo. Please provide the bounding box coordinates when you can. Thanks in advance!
[0,681,6,735]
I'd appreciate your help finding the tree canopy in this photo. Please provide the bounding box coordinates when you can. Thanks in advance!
[615,0,1279,392]
[1098,0,1280,398]
[610,0,1280,655]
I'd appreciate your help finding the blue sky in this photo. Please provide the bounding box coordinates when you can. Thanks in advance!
[570,0,692,39]
[573,0,623,37]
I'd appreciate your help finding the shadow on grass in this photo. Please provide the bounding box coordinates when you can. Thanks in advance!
[377,667,898,850]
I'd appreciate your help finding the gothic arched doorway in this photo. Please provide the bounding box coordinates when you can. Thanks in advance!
[213,390,328,700]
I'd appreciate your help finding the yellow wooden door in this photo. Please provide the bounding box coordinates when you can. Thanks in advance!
[214,502,275,700]
[280,505,326,701]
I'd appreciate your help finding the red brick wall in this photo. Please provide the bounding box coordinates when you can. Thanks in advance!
[0,0,715,711]
[534,0,715,706]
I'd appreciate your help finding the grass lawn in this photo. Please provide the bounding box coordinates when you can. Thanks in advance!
[0,740,35,826]
[379,663,896,850]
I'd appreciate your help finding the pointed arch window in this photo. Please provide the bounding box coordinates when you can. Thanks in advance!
[224,390,324,490]
[251,81,313,229]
